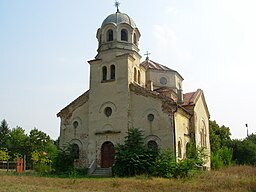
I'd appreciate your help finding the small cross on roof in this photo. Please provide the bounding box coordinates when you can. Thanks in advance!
[144,51,151,60]
[115,1,120,12]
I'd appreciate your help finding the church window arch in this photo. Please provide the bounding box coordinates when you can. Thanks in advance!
[104,107,112,117]
[72,143,79,160]
[147,140,158,151]
[73,121,78,128]
[102,66,107,81]
[200,120,207,147]
[133,33,137,45]
[178,140,182,158]
[134,68,137,82]
[147,114,154,122]
[110,65,115,80]
[121,29,128,41]
[138,70,141,84]
[107,29,113,42]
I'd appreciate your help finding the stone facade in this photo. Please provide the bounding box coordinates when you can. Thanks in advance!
[57,8,211,170]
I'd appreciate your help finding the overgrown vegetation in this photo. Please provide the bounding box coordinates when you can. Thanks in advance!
[1,118,256,179]
[113,128,207,178]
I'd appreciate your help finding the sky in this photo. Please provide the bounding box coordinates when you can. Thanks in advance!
[1,0,256,140]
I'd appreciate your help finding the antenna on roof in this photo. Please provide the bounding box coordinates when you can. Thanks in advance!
[115,1,120,12]
[144,51,151,61]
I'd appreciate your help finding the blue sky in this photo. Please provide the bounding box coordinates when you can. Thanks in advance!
[1,0,256,139]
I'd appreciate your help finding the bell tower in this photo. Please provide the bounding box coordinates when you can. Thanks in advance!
[87,6,144,166]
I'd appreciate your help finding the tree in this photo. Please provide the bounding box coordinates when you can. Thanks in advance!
[113,128,157,176]
[209,120,233,169]
[8,126,29,158]
[28,128,51,152]
[0,119,10,148]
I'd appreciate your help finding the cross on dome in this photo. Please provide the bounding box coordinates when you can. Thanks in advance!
[115,1,120,12]
[144,51,151,60]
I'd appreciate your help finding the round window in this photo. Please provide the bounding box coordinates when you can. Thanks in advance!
[73,121,78,128]
[147,114,154,122]
[104,107,112,117]
[160,77,167,85]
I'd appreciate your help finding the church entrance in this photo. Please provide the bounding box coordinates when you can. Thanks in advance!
[101,141,115,168]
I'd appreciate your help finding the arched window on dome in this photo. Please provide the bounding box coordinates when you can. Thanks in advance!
[110,65,115,80]
[121,29,128,41]
[102,66,107,81]
[138,70,141,84]
[133,33,137,45]
[134,68,137,82]
[107,29,113,42]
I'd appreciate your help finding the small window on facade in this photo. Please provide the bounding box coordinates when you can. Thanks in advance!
[73,121,78,128]
[134,68,137,82]
[104,107,112,117]
[110,65,115,80]
[178,141,182,158]
[133,33,137,45]
[102,66,107,81]
[138,70,141,84]
[72,144,79,159]
[107,29,113,41]
[147,114,154,122]
[148,140,158,151]
[121,29,128,41]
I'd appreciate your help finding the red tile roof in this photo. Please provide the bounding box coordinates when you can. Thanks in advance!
[182,89,202,106]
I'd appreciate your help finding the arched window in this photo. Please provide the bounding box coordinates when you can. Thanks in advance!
[178,140,182,158]
[147,140,158,151]
[107,29,113,41]
[102,66,107,81]
[72,144,79,159]
[200,121,207,147]
[121,29,128,41]
[134,68,137,82]
[138,70,141,84]
[133,33,137,45]
[110,65,115,80]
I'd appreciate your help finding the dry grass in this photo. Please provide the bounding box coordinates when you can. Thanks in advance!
[0,165,255,192]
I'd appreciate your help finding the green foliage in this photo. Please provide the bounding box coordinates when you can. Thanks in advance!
[113,128,157,176]
[31,151,53,173]
[230,138,256,165]
[152,148,207,178]
[211,147,233,169]
[0,119,10,148]
[209,120,233,169]
[0,148,10,161]
[52,143,79,174]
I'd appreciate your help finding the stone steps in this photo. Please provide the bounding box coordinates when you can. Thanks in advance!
[90,167,112,177]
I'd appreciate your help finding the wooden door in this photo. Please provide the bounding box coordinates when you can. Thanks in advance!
[101,141,115,168]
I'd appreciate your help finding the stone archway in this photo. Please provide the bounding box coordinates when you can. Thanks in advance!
[101,141,115,168]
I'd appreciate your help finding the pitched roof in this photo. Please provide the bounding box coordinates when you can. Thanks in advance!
[140,59,184,80]
[57,90,89,118]
[182,89,210,118]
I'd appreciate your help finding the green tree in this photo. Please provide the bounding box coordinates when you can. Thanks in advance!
[0,119,10,148]
[0,148,10,161]
[28,128,51,152]
[8,126,29,158]
[209,120,233,169]
[113,128,157,176]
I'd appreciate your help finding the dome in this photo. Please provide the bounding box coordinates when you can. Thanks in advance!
[101,11,136,28]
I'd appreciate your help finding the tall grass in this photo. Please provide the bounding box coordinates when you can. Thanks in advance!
[0,165,255,192]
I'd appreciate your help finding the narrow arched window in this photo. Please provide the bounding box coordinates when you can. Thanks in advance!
[72,144,79,159]
[102,66,107,81]
[133,33,137,45]
[107,29,113,42]
[138,70,141,84]
[148,140,158,151]
[178,140,182,158]
[134,68,137,82]
[121,29,128,41]
[110,65,115,80]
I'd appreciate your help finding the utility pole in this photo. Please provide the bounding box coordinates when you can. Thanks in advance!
[245,123,249,137]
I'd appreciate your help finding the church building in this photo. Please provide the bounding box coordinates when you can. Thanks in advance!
[57,6,211,173]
